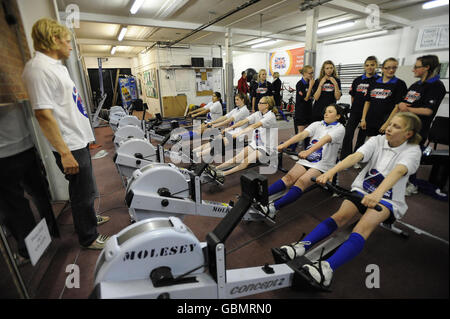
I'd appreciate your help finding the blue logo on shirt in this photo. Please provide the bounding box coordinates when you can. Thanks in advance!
[305,139,322,163]
[254,129,263,146]
[72,87,88,118]
[363,169,393,199]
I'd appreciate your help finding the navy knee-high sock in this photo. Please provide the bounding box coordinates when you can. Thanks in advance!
[326,232,365,271]
[303,217,338,251]
[268,179,286,196]
[273,186,303,210]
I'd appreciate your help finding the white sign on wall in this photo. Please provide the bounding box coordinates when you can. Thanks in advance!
[415,24,449,51]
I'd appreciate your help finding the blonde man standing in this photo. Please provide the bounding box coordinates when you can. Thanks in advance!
[22,18,110,250]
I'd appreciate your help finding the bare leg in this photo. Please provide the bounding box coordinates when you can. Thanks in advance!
[222,147,259,176]
[281,163,308,188]
[293,167,322,190]
[330,200,362,228]
[216,146,248,170]
[351,205,391,240]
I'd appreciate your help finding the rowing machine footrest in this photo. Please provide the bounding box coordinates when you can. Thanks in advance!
[193,163,209,176]
[271,247,291,264]
[287,256,332,292]
[150,266,198,288]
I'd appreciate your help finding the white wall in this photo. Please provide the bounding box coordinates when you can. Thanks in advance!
[131,45,224,115]
[232,51,268,85]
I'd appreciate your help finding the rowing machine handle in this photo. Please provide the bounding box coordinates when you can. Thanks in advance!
[311,177,382,212]
[161,133,172,146]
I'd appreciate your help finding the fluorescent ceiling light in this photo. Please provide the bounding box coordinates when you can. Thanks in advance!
[317,21,355,34]
[323,30,388,44]
[245,37,272,45]
[111,46,117,55]
[130,0,145,14]
[155,0,189,18]
[422,0,449,9]
[251,40,279,48]
[118,26,128,41]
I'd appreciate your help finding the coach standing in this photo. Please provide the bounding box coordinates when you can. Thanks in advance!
[22,18,110,250]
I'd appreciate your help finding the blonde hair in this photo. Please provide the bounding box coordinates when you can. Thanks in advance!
[258,69,267,82]
[300,65,313,75]
[260,95,277,113]
[32,18,71,52]
[319,60,338,80]
[394,112,422,144]
[273,72,280,78]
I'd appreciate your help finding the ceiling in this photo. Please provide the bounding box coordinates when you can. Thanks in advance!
[55,0,448,57]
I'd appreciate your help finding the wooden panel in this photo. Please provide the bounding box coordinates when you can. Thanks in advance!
[131,110,153,120]
[162,95,187,117]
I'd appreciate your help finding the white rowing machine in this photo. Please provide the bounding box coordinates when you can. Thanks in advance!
[124,163,266,222]
[91,171,330,299]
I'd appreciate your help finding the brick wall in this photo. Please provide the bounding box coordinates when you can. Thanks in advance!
[0,0,31,104]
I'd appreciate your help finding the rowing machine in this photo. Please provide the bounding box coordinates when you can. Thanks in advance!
[124,162,268,222]
[271,177,409,290]
[113,125,146,148]
[109,108,127,131]
[91,171,332,299]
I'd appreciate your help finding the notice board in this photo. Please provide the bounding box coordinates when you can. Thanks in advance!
[195,68,214,96]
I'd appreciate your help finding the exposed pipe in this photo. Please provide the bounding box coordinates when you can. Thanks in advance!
[164,0,261,48]
[300,0,333,11]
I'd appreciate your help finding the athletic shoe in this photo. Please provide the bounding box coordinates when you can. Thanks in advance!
[96,215,110,226]
[405,182,419,196]
[82,234,110,250]
[253,202,277,221]
[205,165,225,184]
[280,239,311,260]
[303,260,333,287]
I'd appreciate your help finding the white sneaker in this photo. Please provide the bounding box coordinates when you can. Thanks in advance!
[280,240,311,260]
[303,260,333,287]
[405,182,418,196]
[254,202,277,220]
[353,163,361,169]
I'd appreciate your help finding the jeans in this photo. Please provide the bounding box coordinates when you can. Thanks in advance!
[53,145,98,247]
[0,147,54,258]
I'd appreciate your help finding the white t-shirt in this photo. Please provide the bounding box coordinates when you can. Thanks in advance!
[206,101,223,122]
[22,52,94,151]
[297,120,345,172]
[248,110,278,155]
[351,135,421,219]
[225,106,249,134]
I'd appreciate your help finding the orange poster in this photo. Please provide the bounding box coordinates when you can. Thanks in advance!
[269,47,305,76]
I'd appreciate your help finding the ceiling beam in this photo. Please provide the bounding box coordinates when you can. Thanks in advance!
[323,0,412,26]
[81,52,136,58]
[77,38,151,47]
[60,11,305,42]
